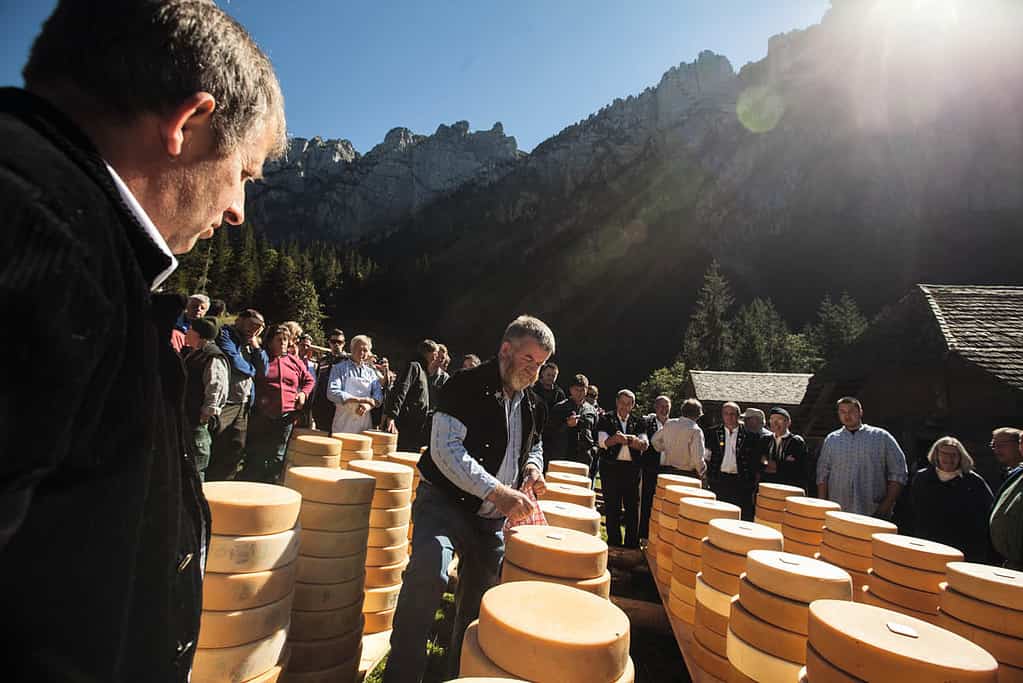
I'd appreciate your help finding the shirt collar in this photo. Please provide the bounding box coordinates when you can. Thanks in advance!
[105,162,177,291]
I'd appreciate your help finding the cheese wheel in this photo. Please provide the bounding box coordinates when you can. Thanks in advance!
[501,561,611,599]
[332,432,374,450]
[652,496,664,513]
[203,563,298,611]
[366,542,409,566]
[758,482,805,500]
[664,484,715,505]
[243,665,283,683]
[696,598,729,636]
[745,550,853,603]
[368,525,410,548]
[945,562,1023,610]
[477,582,630,683]
[729,597,806,664]
[280,648,361,683]
[872,533,964,573]
[819,543,872,573]
[700,566,741,596]
[296,552,366,584]
[870,555,944,593]
[738,574,810,635]
[297,500,371,533]
[286,626,361,672]
[672,546,700,571]
[674,531,703,556]
[538,500,601,536]
[754,507,784,524]
[805,644,860,683]
[691,636,730,680]
[672,571,698,596]
[809,599,999,681]
[372,487,413,509]
[848,569,871,593]
[298,526,369,558]
[459,620,520,678]
[657,544,672,569]
[822,528,873,557]
[366,559,408,588]
[728,663,758,683]
[290,600,365,640]
[998,665,1023,683]
[679,498,741,523]
[385,450,420,466]
[204,482,302,535]
[658,473,703,489]
[347,460,414,490]
[940,586,1023,638]
[283,467,376,505]
[656,512,677,530]
[289,434,344,456]
[859,585,937,622]
[695,622,728,658]
[657,523,675,546]
[696,574,733,616]
[293,575,364,611]
[823,509,897,539]
[363,429,398,445]
[363,583,402,613]
[546,471,593,489]
[707,519,784,556]
[782,511,825,532]
[937,611,1023,667]
[368,505,412,528]
[676,516,711,539]
[868,570,939,613]
[548,460,590,477]
[669,591,696,622]
[287,452,341,469]
[364,607,395,634]
[656,562,672,587]
[755,494,786,512]
[192,627,288,683]
[198,593,294,648]
[726,628,804,682]
[207,527,301,573]
[339,450,374,463]
[542,482,596,508]
[782,525,824,546]
[784,496,841,519]
[783,537,820,558]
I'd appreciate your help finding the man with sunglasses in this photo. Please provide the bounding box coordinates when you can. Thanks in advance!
[311,328,349,431]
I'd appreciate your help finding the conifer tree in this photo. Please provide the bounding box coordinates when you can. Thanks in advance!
[809,292,867,362]
[683,261,734,369]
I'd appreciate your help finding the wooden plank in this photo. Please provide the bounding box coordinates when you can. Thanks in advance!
[357,629,391,681]
[645,548,725,683]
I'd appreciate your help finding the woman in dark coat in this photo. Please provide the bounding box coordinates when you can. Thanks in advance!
[911,436,994,563]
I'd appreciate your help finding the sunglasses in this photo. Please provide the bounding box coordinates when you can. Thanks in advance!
[329,338,344,344]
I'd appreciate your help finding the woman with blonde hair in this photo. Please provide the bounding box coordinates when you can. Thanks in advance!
[910,436,993,562]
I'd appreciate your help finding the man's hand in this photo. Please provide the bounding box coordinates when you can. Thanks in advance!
[606,432,625,447]
[249,334,261,349]
[487,484,534,522]
[523,464,547,497]
[874,500,895,519]
[355,404,368,416]
[384,417,397,434]
[566,413,579,428]
[295,392,306,409]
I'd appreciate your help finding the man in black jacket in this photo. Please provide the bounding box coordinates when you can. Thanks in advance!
[706,402,754,514]
[762,407,810,491]
[596,389,650,548]
[183,317,229,480]
[382,338,441,451]
[543,373,598,470]
[0,3,285,681]
[385,316,553,683]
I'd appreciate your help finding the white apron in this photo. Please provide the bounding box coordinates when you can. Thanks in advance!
[332,372,375,434]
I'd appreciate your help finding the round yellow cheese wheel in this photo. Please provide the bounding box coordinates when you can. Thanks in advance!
[664,484,715,505]
[658,473,702,489]
[656,512,678,530]
[363,607,395,634]
[332,432,374,450]
[538,500,601,536]
[696,574,734,617]
[937,611,1023,667]
[281,647,361,683]
[501,561,611,599]
[695,622,728,658]
[505,525,607,579]
[672,546,701,571]
[207,527,301,573]
[998,664,1023,683]
[691,635,731,680]
[290,601,364,640]
[198,592,294,648]
[459,619,520,678]
[758,482,805,500]
[730,597,807,664]
[822,528,873,557]
[783,538,819,558]
[754,508,784,524]
[782,510,826,532]
[546,471,592,489]
[542,482,596,508]
[700,565,741,596]
[669,591,696,623]
[363,429,398,444]
[745,550,853,603]
[784,496,840,519]
[782,524,824,546]
[292,574,364,612]
[289,434,344,456]
[805,644,860,683]
[203,562,298,611]
[192,627,288,683]
[204,482,302,536]
[657,523,675,545]
[679,498,741,523]
[244,664,283,683]
[674,531,703,556]
[707,519,783,556]
[372,487,413,509]
[728,663,758,683]
[672,570,698,596]
[676,516,711,539]
[299,526,369,558]
[339,450,374,463]
[363,583,402,613]
[859,585,937,623]
[284,467,376,505]
[726,628,804,682]
[287,452,341,469]
[696,598,729,636]
[738,574,810,635]
[945,562,1023,611]
[652,496,664,512]
[296,552,366,584]
[286,625,361,672]
[809,599,999,681]
[347,460,414,490]
[755,494,786,512]
[296,500,371,533]
[824,510,897,540]
[367,525,410,548]
[871,533,964,573]
[368,505,411,528]
[871,555,945,593]
[868,569,939,613]
[819,543,872,573]
[366,541,408,566]
[384,450,421,466]
[548,460,590,477]
[656,562,672,587]
[365,559,408,588]
[940,585,1023,638]
[477,581,630,683]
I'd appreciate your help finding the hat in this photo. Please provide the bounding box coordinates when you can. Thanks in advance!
[768,407,791,421]
[741,407,765,420]
[191,317,219,341]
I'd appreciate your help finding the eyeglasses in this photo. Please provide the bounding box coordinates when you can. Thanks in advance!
[329,338,344,344]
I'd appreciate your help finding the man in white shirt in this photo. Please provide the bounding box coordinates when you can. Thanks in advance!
[596,389,650,548]
[652,398,708,477]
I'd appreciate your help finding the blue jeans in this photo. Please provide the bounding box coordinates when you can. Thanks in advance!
[383,481,505,683]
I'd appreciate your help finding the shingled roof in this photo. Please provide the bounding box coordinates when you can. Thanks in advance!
[919,284,1023,391]
[688,371,813,406]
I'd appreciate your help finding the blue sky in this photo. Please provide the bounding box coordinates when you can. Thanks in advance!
[0,1,829,152]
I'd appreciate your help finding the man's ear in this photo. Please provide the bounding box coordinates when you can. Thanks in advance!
[161,92,216,157]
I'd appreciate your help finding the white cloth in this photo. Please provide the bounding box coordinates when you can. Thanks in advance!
[105,162,177,291]
[651,417,706,474]
[598,414,644,462]
[331,373,375,434]
[721,426,740,474]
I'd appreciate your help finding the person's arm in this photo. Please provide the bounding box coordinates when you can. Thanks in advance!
[327,362,356,404]
[382,362,414,423]
[691,426,708,476]
[367,376,384,406]
[201,356,229,419]
[217,327,257,377]
[628,431,650,452]
[816,441,832,499]
[598,430,611,449]
[578,411,598,462]
[652,425,667,452]
[876,432,909,518]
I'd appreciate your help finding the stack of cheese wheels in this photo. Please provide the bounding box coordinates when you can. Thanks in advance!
[671,498,740,623]
[281,467,375,681]
[781,496,841,557]
[543,481,596,509]
[379,451,421,547]
[286,433,343,470]
[537,499,601,536]
[333,433,374,468]
[501,525,611,598]
[545,470,593,489]
[650,473,703,563]
[819,510,896,599]
[862,533,963,623]
[754,483,804,531]
[460,581,634,682]
[805,599,998,682]
[657,484,715,589]
[347,459,415,634]
[195,482,302,683]
[363,429,397,459]
[938,562,1023,680]
[690,520,783,680]
[726,550,853,682]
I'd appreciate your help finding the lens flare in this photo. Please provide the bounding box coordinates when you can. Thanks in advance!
[736,85,785,134]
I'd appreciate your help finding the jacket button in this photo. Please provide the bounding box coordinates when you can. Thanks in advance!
[177,552,193,573]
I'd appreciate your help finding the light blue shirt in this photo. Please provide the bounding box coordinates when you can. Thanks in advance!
[430,389,543,518]
[327,359,383,404]
[816,423,908,515]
